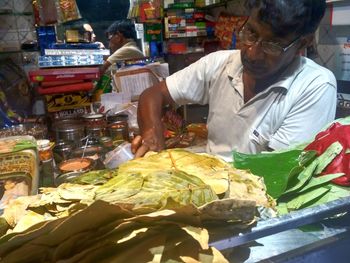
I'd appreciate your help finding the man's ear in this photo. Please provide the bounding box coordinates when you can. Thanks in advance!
[116,32,124,40]
[298,34,314,51]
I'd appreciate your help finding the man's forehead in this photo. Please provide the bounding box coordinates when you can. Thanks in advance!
[245,12,297,43]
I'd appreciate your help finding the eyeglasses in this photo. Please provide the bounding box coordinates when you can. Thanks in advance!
[238,27,300,56]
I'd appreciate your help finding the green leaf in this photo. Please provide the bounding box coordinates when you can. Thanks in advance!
[298,150,318,167]
[283,161,318,195]
[310,185,350,207]
[314,142,342,175]
[283,142,343,196]
[298,173,344,194]
[286,166,304,190]
[286,187,330,210]
[233,150,302,199]
[275,202,289,215]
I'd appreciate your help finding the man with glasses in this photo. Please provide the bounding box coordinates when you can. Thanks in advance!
[132,0,336,161]
[100,19,144,74]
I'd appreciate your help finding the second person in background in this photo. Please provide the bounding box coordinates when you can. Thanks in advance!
[101,19,144,74]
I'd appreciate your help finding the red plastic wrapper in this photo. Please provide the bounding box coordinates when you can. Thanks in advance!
[304,122,350,186]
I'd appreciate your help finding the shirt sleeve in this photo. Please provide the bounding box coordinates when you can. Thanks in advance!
[107,47,143,64]
[269,81,337,150]
[166,50,236,105]
[107,48,127,64]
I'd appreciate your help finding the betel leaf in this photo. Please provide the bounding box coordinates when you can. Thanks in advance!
[287,150,317,188]
[233,150,302,198]
[286,187,330,211]
[298,150,318,167]
[283,160,318,196]
[283,142,343,196]
[286,166,304,189]
[298,173,344,194]
[314,141,343,175]
[310,185,350,207]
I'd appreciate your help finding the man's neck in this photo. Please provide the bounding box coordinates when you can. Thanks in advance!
[242,58,296,102]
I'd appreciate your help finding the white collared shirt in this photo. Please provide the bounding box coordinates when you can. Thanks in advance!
[166,50,337,161]
[107,40,144,64]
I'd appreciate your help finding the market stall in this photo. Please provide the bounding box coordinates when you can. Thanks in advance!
[1,0,350,262]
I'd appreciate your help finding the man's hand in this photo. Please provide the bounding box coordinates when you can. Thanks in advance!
[131,128,165,158]
[133,81,175,158]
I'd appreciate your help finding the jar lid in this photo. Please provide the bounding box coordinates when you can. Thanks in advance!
[37,139,50,150]
[82,113,104,119]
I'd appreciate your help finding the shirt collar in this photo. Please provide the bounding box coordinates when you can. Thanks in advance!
[122,40,137,48]
[226,52,305,92]
[269,56,304,90]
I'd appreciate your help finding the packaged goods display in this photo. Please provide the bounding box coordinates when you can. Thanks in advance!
[0,123,48,140]
[0,136,39,211]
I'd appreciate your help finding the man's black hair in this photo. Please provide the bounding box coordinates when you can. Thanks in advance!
[106,19,137,40]
[245,0,327,37]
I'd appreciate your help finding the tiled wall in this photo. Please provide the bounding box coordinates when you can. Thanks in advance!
[316,1,350,117]
[0,0,36,66]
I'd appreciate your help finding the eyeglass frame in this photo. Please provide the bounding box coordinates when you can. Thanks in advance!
[238,26,301,56]
[107,34,115,41]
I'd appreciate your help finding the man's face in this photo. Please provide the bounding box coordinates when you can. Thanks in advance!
[108,32,122,53]
[240,9,302,80]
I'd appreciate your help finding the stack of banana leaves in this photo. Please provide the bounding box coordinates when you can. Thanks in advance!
[0,149,274,263]
[234,141,350,215]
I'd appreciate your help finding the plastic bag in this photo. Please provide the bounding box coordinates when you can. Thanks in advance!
[305,122,350,186]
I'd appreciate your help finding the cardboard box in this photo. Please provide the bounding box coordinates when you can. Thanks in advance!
[45,92,91,112]
[29,67,100,82]
[38,82,93,95]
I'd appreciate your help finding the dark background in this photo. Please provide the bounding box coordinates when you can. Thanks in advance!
[76,0,130,47]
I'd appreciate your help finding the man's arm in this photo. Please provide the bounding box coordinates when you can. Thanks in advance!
[131,81,175,157]
[100,60,112,75]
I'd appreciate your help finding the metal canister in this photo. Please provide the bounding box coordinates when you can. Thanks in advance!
[106,113,128,124]
[82,113,106,128]
[85,126,106,138]
[107,120,129,143]
[82,114,107,139]
[52,119,85,146]
[53,140,74,164]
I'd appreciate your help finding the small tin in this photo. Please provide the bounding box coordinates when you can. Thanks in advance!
[107,121,129,142]
[55,171,83,186]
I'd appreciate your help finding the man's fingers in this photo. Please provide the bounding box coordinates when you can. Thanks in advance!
[131,135,143,154]
[134,144,150,158]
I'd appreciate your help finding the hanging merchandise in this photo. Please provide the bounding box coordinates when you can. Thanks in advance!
[55,0,81,24]
[34,0,59,25]
[144,23,162,42]
[215,14,248,49]
[139,0,162,22]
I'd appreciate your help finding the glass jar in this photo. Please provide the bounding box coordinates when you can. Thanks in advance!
[37,139,53,162]
[82,113,107,128]
[107,121,129,143]
[37,139,55,187]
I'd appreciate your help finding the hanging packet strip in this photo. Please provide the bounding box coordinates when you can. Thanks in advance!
[304,122,350,186]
